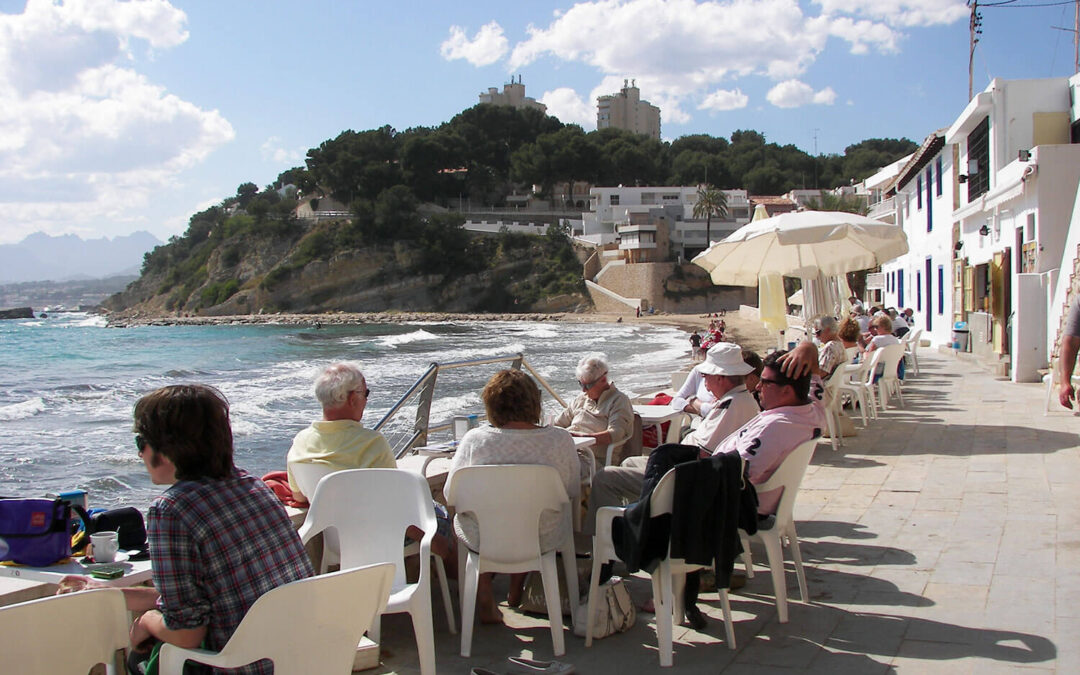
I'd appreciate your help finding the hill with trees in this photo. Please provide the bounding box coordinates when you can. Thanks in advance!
[105,105,916,316]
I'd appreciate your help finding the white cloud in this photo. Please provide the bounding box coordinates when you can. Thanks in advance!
[0,0,233,241]
[766,79,836,108]
[447,0,967,130]
[813,0,968,28]
[260,137,304,166]
[540,87,594,127]
[440,21,509,67]
[698,88,750,112]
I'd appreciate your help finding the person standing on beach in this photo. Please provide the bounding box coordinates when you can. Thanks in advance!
[63,385,313,675]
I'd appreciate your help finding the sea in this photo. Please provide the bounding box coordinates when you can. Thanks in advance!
[0,312,691,509]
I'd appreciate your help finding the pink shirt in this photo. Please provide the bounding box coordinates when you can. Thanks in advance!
[712,376,826,514]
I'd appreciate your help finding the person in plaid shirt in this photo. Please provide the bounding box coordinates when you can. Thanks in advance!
[64,384,313,674]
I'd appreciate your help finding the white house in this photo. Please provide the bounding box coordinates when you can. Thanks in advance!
[581,186,751,260]
[877,76,1080,382]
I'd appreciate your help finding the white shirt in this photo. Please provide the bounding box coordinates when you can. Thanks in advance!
[670,365,718,417]
[687,385,760,450]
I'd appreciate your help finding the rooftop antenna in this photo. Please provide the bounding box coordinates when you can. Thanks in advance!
[967,1,983,100]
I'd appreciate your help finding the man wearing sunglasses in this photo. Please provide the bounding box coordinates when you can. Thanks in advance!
[553,354,634,467]
[286,362,395,502]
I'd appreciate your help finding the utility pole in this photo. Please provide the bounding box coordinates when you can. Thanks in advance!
[1051,0,1080,74]
[968,1,983,101]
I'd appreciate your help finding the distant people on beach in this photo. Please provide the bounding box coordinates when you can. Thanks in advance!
[447,369,579,624]
[689,331,702,360]
[553,354,635,467]
[63,384,313,674]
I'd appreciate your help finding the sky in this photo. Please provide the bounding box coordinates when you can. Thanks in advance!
[0,0,1078,245]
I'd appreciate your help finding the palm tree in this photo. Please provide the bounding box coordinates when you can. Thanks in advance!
[693,185,728,249]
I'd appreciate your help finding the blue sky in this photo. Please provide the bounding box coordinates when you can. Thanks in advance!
[0,0,1077,244]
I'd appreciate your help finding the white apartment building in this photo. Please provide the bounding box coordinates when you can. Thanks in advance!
[580,186,751,259]
[478,77,547,114]
[596,80,661,140]
[877,76,1080,382]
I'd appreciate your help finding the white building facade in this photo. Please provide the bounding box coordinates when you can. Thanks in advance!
[596,80,661,140]
[877,77,1080,382]
[580,186,751,259]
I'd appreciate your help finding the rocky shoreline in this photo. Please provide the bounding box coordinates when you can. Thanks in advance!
[105,310,584,328]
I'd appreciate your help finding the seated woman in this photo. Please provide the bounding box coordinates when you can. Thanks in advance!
[838,316,863,352]
[448,369,578,624]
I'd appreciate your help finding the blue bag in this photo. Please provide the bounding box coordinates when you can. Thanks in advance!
[0,498,76,566]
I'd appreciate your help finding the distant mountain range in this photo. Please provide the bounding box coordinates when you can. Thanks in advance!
[0,231,163,283]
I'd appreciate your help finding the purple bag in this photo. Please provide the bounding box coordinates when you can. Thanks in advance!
[0,498,74,566]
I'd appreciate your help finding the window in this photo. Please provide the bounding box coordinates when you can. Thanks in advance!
[935,157,943,197]
[916,271,922,312]
[898,273,904,308]
[916,175,923,210]
[938,265,945,315]
[926,167,933,232]
[967,116,990,200]
[609,195,620,206]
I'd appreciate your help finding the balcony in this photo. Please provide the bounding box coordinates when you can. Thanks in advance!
[867,196,896,223]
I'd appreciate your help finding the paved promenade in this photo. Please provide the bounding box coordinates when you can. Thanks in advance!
[374,350,1079,674]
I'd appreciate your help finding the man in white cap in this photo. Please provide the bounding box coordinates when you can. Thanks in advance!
[585,342,760,531]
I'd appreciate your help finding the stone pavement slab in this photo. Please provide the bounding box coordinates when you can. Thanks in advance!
[371,351,1076,673]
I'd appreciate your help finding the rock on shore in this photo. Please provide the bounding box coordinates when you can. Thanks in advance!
[0,306,34,320]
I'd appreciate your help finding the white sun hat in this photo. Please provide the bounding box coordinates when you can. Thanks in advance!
[697,342,753,376]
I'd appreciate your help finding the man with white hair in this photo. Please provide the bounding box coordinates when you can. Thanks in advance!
[553,354,635,465]
[286,362,395,501]
[585,343,760,532]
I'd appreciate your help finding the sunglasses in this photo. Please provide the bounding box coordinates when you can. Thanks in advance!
[350,388,371,398]
[135,434,147,455]
[579,376,604,391]
[757,377,786,388]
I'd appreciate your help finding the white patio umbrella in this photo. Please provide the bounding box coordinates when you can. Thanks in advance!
[692,210,908,287]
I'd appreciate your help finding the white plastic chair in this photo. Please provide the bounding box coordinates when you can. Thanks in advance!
[902,328,923,377]
[291,461,456,636]
[445,464,579,658]
[822,369,847,451]
[585,466,737,667]
[0,588,128,674]
[160,563,394,674]
[298,469,445,675]
[739,439,818,623]
[837,349,882,426]
[876,343,906,410]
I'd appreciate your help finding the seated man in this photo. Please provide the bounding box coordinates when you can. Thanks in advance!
[586,343,760,534]
[287,362,454,565]
[553,354,634,466]
[286,362,394,501]
[63,385,313,675]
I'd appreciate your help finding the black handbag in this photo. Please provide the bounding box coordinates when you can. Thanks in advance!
[71,505,148,555]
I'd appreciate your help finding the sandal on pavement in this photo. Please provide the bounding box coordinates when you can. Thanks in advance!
[471,669,503,675]
[507,656,576,674]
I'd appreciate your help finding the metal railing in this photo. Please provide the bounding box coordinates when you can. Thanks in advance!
[372,353,567,459]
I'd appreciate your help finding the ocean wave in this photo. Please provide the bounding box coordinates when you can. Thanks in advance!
[19,321,43,327]
[73,315,107,328]
[0,397,45,420]
[379,329,439,347]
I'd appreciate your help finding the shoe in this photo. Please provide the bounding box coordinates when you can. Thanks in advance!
[684,603,708,630]
[507,656,576,674]
[471,669,502,675]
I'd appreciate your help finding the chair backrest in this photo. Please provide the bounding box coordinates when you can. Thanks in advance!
[177,563,394,674]
[754,438,818,531]
[844,346,860,363]
[0,588,128,674]
[860,347,887,386]
[905,328,923,352]
[445,464,569,565]
[647,455,745,517]
[289,461,337,502]
[878,343,906,382]
[298,469,438,588]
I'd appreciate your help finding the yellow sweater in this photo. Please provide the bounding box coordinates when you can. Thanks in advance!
[285,419,396,497]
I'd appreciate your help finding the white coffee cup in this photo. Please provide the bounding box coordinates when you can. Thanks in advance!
[90,532,119,563]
